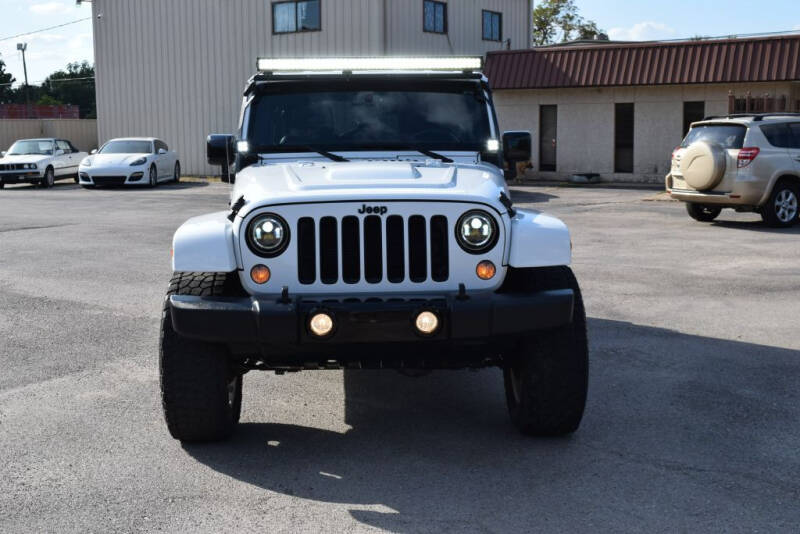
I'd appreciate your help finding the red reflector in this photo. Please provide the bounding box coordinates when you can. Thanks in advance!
[737,147,760,168]
[729,195,741,199]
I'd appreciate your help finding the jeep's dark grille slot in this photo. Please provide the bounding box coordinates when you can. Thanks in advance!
[341,216,360,284]
[319,216,338,284]
[408,215,427,283]
[364,215,383,283]
[430,215,449,282]
[297,217,316,284]
[386,215,405,283]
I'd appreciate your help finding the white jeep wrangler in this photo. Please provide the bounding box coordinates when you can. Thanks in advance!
[161,58,588,442]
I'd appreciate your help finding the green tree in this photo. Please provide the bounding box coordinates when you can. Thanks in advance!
[41,61,96,118]
[37,94,64,106]
[0,59,16,104]
[532,0,606,46]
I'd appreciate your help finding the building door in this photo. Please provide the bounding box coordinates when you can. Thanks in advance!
[539,105,557,171]
[683,101,705,136]
[614,103,634,173]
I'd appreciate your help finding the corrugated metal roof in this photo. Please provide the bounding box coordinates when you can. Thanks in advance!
[484,35,800,90]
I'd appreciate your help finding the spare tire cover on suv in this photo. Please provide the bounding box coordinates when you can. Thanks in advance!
[679,141,726,191]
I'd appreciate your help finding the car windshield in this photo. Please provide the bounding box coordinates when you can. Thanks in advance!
[246,80,492,153]
[7,140,54,155]
[681,124,746,149]
[99,140,152,154]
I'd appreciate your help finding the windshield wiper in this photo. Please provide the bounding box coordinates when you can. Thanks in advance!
[302,147,349,162]
[402,148,453,163]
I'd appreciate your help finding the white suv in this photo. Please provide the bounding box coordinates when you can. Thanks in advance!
[666,114,800,227]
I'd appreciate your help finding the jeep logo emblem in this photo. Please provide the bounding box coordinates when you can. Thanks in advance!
[358,204,388,215]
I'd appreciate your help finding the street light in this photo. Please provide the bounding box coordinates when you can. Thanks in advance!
[16,43,29,117]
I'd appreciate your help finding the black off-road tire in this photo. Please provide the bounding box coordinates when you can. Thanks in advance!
[500,266,589,436]
[686,202,722,222]
[160,271,245,442]
[760,180,799,228]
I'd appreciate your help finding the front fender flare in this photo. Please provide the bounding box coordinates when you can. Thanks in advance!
[507,208,571,268]
[172,211,237,272]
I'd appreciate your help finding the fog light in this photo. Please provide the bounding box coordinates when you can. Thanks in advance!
[309,312,334,337]
[415,311,439,335]
[250,264,270,284]
[476,260,496,280]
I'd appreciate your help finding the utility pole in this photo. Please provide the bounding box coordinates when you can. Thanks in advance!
[17,43,29,118]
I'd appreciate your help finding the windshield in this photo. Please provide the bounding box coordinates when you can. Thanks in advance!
[99,140,153,154]
[246,80,492,153]
[8,140,54,156]
[681,124,746,149]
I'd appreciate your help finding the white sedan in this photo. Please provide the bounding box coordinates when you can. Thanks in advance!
[0,138,87,188]
[79,137,180,188]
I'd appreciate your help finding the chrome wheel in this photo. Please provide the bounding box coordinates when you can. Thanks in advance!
[774,189,798,223]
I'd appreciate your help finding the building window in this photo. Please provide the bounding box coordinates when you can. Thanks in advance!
[482,10,502,41]
[614,103,634,173]
[272,0,321,34]
[683,101,705,136]
[423,1,447,34]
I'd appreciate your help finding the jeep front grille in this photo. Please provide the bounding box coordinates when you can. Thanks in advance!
[296,214,449,285]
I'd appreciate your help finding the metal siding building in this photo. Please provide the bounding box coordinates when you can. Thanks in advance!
[91,0,531,175]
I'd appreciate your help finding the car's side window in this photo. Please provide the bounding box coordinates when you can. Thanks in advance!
[760,124,792,148]
[788,123,800,149]
[56,140,71,153]
[68,141,79,153]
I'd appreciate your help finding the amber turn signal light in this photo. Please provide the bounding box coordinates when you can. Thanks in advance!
[476,260,496,280]
[250,264,271,284]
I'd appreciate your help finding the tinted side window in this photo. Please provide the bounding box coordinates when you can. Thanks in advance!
[681,124,746,149]
[760,124,792,148]
[56,140,70,152]
[156,140,168,152]
[788,123,800,149]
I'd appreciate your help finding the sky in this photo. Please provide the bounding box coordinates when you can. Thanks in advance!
[575,0,800,42]
[0,0,93,86]
[0,0,798,88]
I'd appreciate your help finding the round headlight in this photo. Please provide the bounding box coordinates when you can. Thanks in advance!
[247,214,289,257]
[456,210,498,253]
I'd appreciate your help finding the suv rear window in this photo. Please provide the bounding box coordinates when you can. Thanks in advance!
[681,124,746,149]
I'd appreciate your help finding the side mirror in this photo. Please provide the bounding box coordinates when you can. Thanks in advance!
[158,148,167,155]
[207,134,235,166]
[502,131,532,163]
[55,149,65,156]
[0,151,5,158]
[90,149,97,155]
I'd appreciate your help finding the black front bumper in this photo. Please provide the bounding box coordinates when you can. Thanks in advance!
[168,289,574,350]
[0,173,41,184]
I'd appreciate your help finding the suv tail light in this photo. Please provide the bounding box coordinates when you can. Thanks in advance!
[671,146,680,159]
[737,147,760,168]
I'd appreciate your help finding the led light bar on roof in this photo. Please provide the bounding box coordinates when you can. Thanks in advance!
[257,56,483,73]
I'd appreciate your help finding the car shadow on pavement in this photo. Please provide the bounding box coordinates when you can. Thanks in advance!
[710,219,800,234]
[183,318,800,532]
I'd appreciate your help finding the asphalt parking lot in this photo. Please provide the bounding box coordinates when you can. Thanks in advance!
[1,180,798,533]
